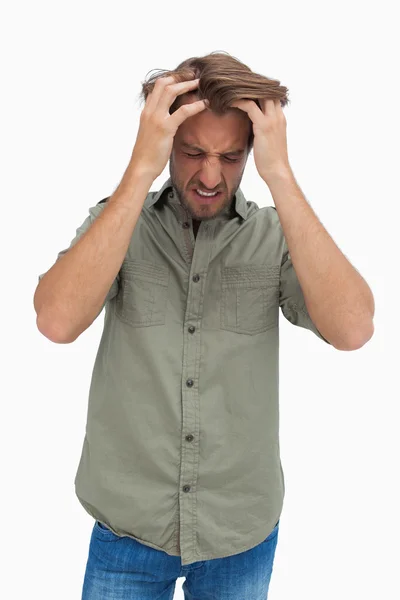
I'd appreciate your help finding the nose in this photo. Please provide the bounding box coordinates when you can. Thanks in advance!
[197,157,223,191]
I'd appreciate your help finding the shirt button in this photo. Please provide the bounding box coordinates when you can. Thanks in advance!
[183,222,190,229]
[188,326,195,334]
[192,274,200,282]
[183,485,191,493]
[186,379,194,387]
[168,191,174,198]
[185,434,194,442]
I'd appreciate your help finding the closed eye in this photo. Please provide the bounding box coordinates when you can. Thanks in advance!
[184,153,239,163]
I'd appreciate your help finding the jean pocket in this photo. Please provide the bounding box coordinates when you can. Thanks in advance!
[116,259,169,327]
[94,520,119,539]
[220,264,280,335]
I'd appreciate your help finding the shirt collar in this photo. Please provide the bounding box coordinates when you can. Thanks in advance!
[144,177,248,220]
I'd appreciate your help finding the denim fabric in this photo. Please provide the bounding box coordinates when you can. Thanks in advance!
[82,519,280,599]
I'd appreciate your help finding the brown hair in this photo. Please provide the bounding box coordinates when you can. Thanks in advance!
[138,51,290,153]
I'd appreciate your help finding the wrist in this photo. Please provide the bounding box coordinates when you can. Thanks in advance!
[124,159,156,186]
[262,165,294,188]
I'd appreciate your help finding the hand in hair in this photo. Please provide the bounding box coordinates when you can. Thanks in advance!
[130,76,209,181]
[231,98,291,184]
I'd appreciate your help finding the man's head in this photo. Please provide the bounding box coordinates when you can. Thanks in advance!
[139,51,289,221]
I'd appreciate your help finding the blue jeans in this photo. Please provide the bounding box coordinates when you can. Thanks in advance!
[82,519,280,599]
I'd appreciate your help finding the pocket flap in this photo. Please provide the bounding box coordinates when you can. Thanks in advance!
[121,259,169,286]
[221,264,280,288]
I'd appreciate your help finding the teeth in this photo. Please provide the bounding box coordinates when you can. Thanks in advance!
[196,189,218,197]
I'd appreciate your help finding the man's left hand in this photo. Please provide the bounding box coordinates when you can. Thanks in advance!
[231,98,292,184]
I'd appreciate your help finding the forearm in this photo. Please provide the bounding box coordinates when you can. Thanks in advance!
[266,170,374,350]
[35,164,154,343]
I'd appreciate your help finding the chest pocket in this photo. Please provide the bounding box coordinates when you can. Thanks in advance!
[220,264,280,335]
[116,259,169,327]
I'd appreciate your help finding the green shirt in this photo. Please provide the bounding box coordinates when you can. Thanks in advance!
[38,176,330,565]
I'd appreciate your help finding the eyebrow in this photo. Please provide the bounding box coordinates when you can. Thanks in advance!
[181,142,245,156]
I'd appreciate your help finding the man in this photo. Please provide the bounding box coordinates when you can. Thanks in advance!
[35,52,374,599]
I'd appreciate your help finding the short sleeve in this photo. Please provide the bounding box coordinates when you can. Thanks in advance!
[279,236,331,344]
[38,198,119,313]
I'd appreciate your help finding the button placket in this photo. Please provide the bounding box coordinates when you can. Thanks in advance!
[178,217,215,563]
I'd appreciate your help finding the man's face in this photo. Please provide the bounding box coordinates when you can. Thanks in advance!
[169,94,251,221]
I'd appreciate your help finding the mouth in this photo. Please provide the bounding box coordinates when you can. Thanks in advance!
[191,188,223,203]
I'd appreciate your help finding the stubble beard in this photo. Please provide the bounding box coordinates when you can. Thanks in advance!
[169,158,241,222]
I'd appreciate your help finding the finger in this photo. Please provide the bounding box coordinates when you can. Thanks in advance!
[145,75,177,112]
[169,99,209,130]
[261,98,276,116]
[231,99,264,126]
[156,77,200,114]
[274,99,286,121]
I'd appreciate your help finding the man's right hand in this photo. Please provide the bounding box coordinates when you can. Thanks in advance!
[129,75,208,181]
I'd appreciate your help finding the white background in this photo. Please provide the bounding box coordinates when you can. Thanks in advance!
[2,0,398,598]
